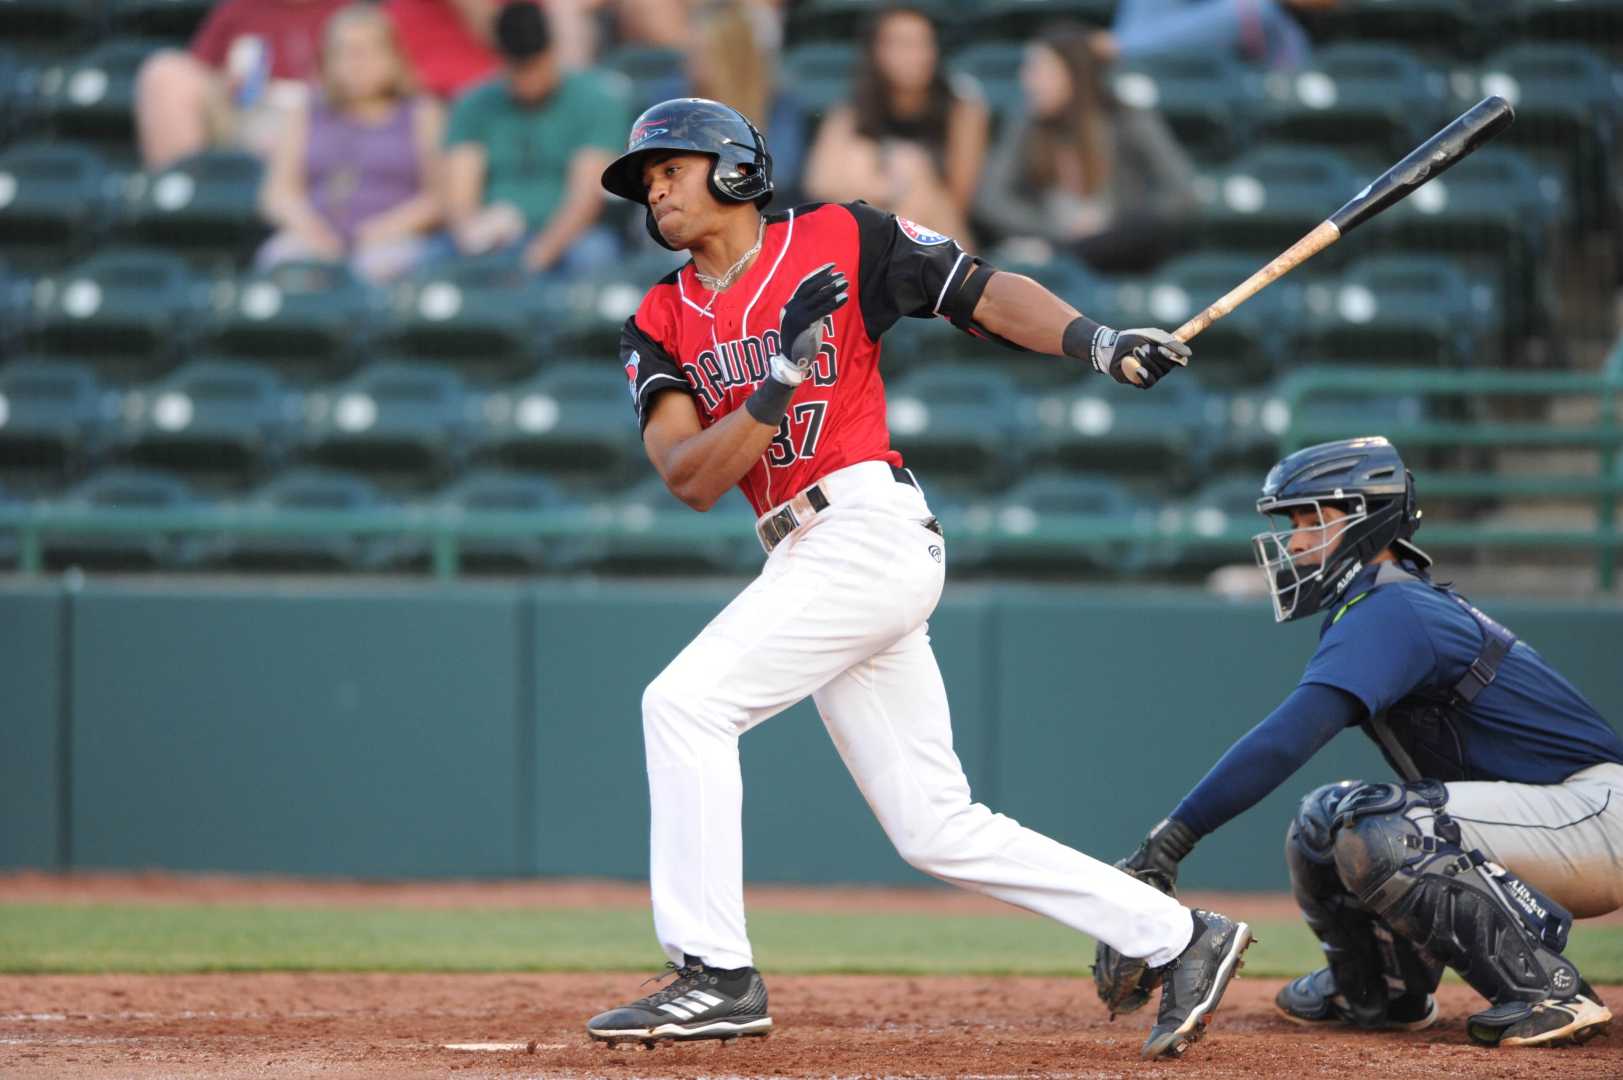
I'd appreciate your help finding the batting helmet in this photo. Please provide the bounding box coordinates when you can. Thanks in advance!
[1252,436,1428,623]
[600,97,773,250]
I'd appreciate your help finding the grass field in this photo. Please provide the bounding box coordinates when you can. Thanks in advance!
[5,903,1622,981]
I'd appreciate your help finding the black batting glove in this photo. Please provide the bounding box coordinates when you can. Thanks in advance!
[777,263,849,376]
[1120,817,1198,893]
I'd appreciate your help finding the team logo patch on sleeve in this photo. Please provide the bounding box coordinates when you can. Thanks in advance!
[896,217,952,246]
[625,351,640,399]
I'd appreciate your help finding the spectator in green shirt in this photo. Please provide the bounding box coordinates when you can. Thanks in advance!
[439,0,626,273]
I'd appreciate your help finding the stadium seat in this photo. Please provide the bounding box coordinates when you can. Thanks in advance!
[204,260,383,378]
[960,1,1115,41]
[1208,383,1293,473]
[27,247,203,370]
[787,0,955,46]
[1303,0,1486,54]
[1022,374,1214,486]
[118,150,269,256]
[49,466,217,570]
[0,360,116,485]
[1193,144,1364,260]
[378,255,544,377]
[0,140,116,266]
[224,466,418,572]
[106,0,215,40]
[1257,44,1452,159]
[1155,472,1266,574]
[115,359,298,485]
[1466,44,1620,232]
[968,470,1153,577]
[300,361,474,486]
[477,362,646,490]
[599,44,685,113]
[948,42,1023,115]
[1111,54,1264,163]
[0,0,103,50]
[437,468,576,572]
[780,43,859,117]
[1295,254,1491,367]
[35,38,164,144]
[561,472,755,576]
[1514,0,1623,45]
[534,254,669,355]
[885,367,1024,489]
[0,257,28,358]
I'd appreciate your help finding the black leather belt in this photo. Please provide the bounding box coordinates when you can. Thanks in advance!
[757,465,935,553]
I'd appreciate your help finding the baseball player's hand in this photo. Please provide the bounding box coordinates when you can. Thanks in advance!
[1092,327,1191,389]
[774,263,849,385]
[1092,818,1198,1018]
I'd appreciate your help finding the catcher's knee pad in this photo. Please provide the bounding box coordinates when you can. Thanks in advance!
[1285,781,1440,1026]
[1331,781,1581,1006]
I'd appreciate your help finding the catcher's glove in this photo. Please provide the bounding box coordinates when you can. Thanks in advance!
[1092,817,1198,1018]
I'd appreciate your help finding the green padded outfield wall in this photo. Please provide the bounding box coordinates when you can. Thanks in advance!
[4,580,1620,889]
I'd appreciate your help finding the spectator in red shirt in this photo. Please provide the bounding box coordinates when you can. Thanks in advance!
[135,0,348,170]
[383,0,501,101]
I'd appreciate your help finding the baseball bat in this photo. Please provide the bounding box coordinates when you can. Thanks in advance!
[1172,95,1515,343]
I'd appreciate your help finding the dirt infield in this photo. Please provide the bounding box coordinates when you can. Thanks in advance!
[2,874,1619,1078]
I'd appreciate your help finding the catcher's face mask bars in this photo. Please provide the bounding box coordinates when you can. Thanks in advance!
[1251,497,1366,622]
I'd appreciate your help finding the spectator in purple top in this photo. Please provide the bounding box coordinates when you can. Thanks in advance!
[257,3,444,282]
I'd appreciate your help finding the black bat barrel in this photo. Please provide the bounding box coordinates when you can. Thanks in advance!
[1328,96,1515,236]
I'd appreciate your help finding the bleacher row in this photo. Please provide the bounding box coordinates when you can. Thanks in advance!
[1,0,1620,577]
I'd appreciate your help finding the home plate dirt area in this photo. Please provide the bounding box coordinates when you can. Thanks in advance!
[3,972,1620,1079]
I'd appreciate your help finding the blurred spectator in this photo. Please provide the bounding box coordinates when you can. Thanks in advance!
[1098,0,1336,71]
[258,4,445,283]
[975,27,1194,273]
[804,4,988,245]
[686,0,805,200]
[136,0,349,170]
[438,1,626,274]
[384,0,502,100]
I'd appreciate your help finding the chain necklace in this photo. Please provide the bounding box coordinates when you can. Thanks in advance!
[694,218,765,293]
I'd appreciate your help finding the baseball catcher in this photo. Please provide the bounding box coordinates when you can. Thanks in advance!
[1096,436,1623,1047]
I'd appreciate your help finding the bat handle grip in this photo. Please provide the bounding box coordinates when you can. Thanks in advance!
[1173,220,1343,342]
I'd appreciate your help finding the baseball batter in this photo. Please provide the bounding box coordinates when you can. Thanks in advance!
[1095,437,1623,1047]
[582,97,1250,1060]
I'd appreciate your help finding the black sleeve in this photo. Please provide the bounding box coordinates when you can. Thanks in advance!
[846,201,984,340]
[620,316,692,433]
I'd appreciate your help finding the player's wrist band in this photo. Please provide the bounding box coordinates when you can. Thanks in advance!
[745,358,800,425]
[1062,316,1116,376]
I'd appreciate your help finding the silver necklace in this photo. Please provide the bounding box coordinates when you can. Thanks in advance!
[695,218,765,293]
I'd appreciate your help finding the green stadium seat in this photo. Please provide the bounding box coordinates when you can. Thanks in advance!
[1303,0,1485,55]
[1156,473,1265,574]
[0,140,115,266]
[226,467,418,572]
[204,260,383,379]
[780,42,858,117]
[787,0,957,46]
[885,367,1024,489]
[118,150,270,256]
[438,468,576,572]
[1257,44,1452,159]
[970,471,1152,577]
[51,466,217,570]
[380,255,543,377]
[948,42,1023,114]
[300,361,474,486]
[961,1,1115,40]
[1465,44,1620,232]
[0,360,116,484]
[1209,384,1293,472]
[1194,144,1363,259]
[562,473,754,576]
[36,38,164,145]
[106,0,215,40]
[0,257,27,358]
[535,255,669,355]
[477,362,646,490]
[28,248,203,368]
[1280,386,1430,450]
[1515,0,1623,45]
[1296,254,1490,367]
[0,0,102,50]
[1110,54,1265,163]
[116,359,298,484]
[599,45,685,113]
[1022,374,1214,486]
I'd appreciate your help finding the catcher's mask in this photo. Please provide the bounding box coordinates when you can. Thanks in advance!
[600,97,773,251]
[1252,436,1428,623]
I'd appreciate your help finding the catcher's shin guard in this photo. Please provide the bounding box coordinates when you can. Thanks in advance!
[1330,781,1582,1016]
[1286,782,1442,1028]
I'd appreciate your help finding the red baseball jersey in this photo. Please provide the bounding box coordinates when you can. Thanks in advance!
[620,201,980,517]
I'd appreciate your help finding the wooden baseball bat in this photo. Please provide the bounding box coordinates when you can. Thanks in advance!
[1172,95,1515,343]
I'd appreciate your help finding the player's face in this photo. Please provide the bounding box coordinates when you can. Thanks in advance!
[1285,503,1352,568]
[643,152,717,248]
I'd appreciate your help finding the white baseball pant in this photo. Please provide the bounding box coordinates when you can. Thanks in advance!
[640,460,1194,971]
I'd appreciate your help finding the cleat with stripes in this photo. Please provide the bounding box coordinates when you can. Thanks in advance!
[586,957,772,1046]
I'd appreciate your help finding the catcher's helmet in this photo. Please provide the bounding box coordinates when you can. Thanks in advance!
[1252,436,1428,623]
[600,97,773,250]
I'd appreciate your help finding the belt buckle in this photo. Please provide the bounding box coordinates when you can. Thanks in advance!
[758,504,799,553]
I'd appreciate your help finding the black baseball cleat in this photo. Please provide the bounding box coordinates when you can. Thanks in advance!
[1275,967,1439,1031]
[1141,909,1253,1059]
[1466,982,1612,1048]
[586,957,771,1047]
